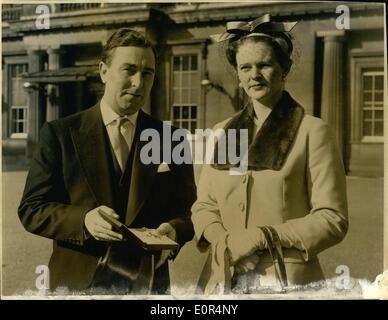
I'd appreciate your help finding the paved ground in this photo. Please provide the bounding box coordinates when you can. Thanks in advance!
[1,171,384,296]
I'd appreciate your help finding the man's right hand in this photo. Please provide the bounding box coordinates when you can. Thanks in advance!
[84,206,123,241]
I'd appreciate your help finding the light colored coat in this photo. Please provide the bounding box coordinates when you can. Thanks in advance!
[191,92,348,288]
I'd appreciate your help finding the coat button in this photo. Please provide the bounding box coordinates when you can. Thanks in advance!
[239,202,245,211]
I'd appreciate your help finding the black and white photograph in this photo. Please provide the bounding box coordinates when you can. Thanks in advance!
[1,0,387,300]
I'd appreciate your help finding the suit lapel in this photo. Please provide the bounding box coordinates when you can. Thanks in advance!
[70,104,115,208]
[125,110,159,226]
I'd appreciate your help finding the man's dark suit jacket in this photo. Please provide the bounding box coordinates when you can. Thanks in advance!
[18,104,196,292]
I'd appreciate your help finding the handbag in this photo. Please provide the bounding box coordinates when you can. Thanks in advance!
[258,226,288,291]
[197,226,288,295]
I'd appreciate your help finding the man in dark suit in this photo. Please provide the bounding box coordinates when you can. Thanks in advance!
[18,28,196,294]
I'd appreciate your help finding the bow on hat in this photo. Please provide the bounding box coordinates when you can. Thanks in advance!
[211,14,298,55]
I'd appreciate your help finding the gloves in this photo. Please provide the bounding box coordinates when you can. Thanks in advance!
[234,254,261,274]
[226,228,266,265]
[154,223,177,270]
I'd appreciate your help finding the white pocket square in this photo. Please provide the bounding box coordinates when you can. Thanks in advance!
[157,162,170,173]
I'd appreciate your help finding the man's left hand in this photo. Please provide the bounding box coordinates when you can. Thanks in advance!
[154,223,177,269]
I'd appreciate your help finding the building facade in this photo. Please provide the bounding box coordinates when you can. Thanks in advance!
[2,2,385,176]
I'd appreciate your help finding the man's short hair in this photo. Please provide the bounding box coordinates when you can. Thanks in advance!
[101,28,157,65]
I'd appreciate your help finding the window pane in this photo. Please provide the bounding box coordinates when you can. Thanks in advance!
[190,72,200,85]
[182,73,190,87]
[363,76,372,90]
[172,89,181,104]
[374,92,383,102]
[181,121,189,130]
[18,122,24,133]
[173,73,181,87]
[191,55,198,70]
[11,79,20,103]
[191,106,197,119]
[18,108,24,119]
[363,110,372,120]
[181,89,190,104]
[12,79,28,106]
[182,106,189,119]
[12,120,17,133]
[190,89,198,104]
[375,110,383,120]
[375,75,384,90]
[363,121,372,136]
[375,121,383,136]
[10,65,17,77]
[173,57,180,71]
[191,121,197,134]
[363,92,372,102]
[173,106,180,120]
[182,56,189,71]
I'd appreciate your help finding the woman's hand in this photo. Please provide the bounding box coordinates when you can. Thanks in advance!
[234,254,261,274]
[226,228,266,265]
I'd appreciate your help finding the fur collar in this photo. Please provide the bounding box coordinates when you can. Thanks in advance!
[211,91,305,171]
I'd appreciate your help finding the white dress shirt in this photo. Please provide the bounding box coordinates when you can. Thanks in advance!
[100,99,138,170]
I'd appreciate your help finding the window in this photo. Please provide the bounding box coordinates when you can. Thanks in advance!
[59,3,102,12]
[362,71,384,139]
[171,54,199,134]
[9,64,29,138]
[1,4,22,22]
[350,52,384,144]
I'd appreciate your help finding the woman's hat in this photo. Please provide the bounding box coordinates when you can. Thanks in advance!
[211,14,298,56]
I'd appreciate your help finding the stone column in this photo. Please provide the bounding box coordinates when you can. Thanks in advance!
[318,30,346,155]
[46,47,63,121]
[27,49,45,156]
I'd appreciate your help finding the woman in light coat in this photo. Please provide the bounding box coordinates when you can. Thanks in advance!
[191,14,348,293]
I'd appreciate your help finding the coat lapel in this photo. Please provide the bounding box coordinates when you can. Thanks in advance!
[125,110,159,226]
[70,104,115,208]
[211,103,255,170]
[212,91,305,171]
[248,91,305,170]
